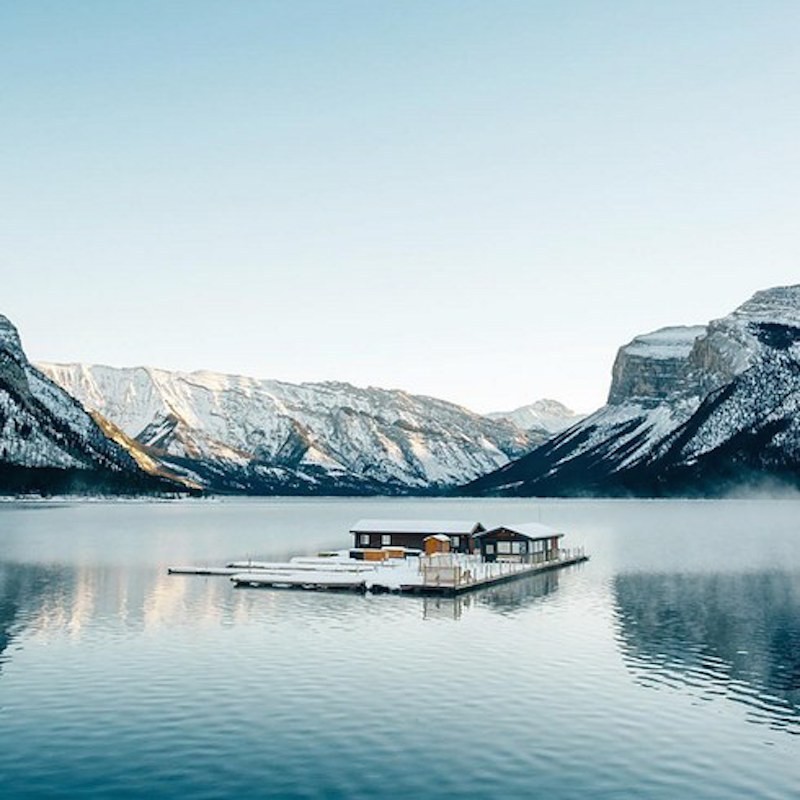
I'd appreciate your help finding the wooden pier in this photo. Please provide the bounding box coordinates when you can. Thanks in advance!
[167,520,590,597]
[410,552,589,596]
[218,549,589,596]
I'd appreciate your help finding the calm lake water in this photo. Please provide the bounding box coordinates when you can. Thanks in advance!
[0,497,798,799]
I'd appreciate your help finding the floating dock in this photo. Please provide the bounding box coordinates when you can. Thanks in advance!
[413,552,589,596]
[169,549,588,596]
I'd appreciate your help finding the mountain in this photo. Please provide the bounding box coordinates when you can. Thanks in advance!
[488,399,586,434]
[0,315,191,495]
[465,285,800,497]
[38,364,546,494]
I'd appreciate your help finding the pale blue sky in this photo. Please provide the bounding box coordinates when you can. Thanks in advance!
[3,1,800,412]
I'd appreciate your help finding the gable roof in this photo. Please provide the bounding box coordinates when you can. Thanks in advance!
[350,519,484,535]
[475,522,563,541]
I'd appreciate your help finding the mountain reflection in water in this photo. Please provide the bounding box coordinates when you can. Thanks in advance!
[614,571,800,735]
[0,560,568,669]
[0,563,71,673]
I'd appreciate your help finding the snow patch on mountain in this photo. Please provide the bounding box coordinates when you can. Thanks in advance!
[488,399,586,433]
[621,326,706,361]
[39,363,544,492]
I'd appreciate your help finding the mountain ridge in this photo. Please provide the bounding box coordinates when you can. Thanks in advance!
[0,315,191,495]
[38,362,551,494]
[464,285,800,497]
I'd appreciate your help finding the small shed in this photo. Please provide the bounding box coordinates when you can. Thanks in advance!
[424,534,451,555]
[349,520,484,553]
[474,523,563,563]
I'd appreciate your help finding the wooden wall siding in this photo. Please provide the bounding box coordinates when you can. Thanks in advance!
[424,538,450,555]
[478,528,561,563]
[351,532,475,552]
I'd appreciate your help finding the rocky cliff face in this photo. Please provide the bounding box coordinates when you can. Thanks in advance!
[0,316,187,494]
[465,286,800,497]
[607,326,706,406]
[39,364,545,494]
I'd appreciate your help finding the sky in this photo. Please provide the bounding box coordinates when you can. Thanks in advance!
[3,1,800,414]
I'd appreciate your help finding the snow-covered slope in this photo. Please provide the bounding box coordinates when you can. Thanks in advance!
[466,286,800,497]
[488,399,586,434]
[38,364,544,494]
[0,315,185,494]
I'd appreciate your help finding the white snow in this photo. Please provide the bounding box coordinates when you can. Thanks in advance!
[488,398,586,433]
[515,285,800,486]
[622,326,706,360]
[0,317,139,473]
[37,363,539,489]
[480,522,562,539]
[228,552,574,592]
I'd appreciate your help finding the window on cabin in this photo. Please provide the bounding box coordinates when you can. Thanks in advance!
[486,544,495,555]
[511,541,522,554]
[451,536,460,548]
[381,534,391,546]
[360,534,370,546]
[497,541,512,554]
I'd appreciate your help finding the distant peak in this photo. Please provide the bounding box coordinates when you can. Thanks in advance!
[526,398,575,415]
[487,398,586,434]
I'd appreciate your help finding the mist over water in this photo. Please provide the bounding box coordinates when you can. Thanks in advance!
[0,498,798,799]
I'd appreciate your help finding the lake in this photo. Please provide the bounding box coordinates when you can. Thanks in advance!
[0,497,798,799]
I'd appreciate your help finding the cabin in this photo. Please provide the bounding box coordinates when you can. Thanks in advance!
[349,519,484,554]
[474,523,563,563]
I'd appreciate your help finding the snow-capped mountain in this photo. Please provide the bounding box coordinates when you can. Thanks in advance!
[465,286,800,497]
[0,315,186,494]
[38,364,545,494]
[488,399,586,434]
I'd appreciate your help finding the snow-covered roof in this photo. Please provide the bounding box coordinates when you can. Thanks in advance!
[424,534,452,542]
[350,519,484,535]
[475,522,563,540]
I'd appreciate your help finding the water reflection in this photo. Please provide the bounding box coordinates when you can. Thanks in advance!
[614,572,800,734]
[422,570,562,620]
[0,563,72,672]
[0,557,571,666]
[0,561,247,672]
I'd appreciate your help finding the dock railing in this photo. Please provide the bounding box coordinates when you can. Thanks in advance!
[419,547,586,590]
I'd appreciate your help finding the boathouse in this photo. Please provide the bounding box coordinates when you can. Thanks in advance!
[349,520,484,554]
[474,523,563,563]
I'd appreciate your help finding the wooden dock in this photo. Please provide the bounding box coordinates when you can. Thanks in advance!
[169,546,589,597]
[409,552,589,596]
[223,551,589,596]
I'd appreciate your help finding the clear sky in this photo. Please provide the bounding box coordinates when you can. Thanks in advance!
[3,1,799,414]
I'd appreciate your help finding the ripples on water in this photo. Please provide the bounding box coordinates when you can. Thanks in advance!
[0,498,799,799]
[613,572,800,736]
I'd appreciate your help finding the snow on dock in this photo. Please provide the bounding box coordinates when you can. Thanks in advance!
[169,550,589,595]
[225,559,377,573]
